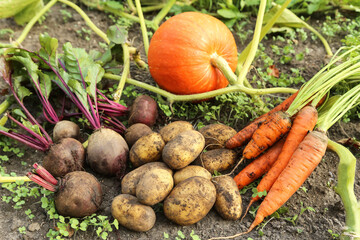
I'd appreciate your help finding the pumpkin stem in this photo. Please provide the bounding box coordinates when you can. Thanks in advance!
[210,53,238,85]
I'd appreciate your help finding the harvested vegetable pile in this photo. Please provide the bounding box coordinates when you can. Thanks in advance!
[0,1,359,240]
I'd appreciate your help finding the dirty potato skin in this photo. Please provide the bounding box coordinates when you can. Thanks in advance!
[212,175,242,220]
[111,194,156,232]
[159,121,194,143]
[164,176,216,225]
[162,130,205,169]
[173,165,211,185]
[129,132,165,167]
[136,168,174,205]
[121,162,173,195]
[124,123,153,147]
[199,124,237,150]
[197,148,237,174]
[54,171,103,218]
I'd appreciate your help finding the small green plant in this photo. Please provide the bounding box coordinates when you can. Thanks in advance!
[76,27,92,41]
[0,136,25,158]
[212,170,222,177]
[251,188,267,198]
[249,205,260,218]
[0,28,14,39]
[18,226,26,235]
[60,9,72,23]
[321,15,343,38]
[39,191,119,240]
[239,181,258,195]
[25,209,35,220]
[328,229,340,239]
[164,230,200,240]
[157,90,257,127]
[299,186,308,193]
[1,179,41,209]
[282,201,315,225]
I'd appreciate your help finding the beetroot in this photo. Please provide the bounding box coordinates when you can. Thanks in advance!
[128,95,158,127]
[53,120,80,142]
[87,128,129,178]
[27,164,103,218]
[54,171,103,217]
[42,138,85,178]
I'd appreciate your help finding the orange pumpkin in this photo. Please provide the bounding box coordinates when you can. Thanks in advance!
[148,12,238,95]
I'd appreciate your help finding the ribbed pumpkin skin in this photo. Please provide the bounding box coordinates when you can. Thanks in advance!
[148,12,238,95]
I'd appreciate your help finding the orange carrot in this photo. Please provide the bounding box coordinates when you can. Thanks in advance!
[242,111,292,159]
[243,105,318,217]
[233,137,286,190]
[226,91,298,149]
[246,130,328,233]
[225,117,265,149]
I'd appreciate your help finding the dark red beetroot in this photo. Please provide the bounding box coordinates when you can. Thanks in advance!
[53,120,80,143]
[43,138,85,178]
[128,95,158,127]
[55,171,102,217]
[27,164,102,218]
[87,128,129,178]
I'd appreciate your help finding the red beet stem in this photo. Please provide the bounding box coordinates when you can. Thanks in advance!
[26,172,56,192]
[33,163,58,185]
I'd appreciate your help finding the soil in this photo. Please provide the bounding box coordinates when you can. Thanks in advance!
[0,2,359,240]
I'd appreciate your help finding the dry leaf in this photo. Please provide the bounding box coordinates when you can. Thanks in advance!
[54,224,75,238]
[268,65,280,78]
[0,56,10,95]
[337,138,360,150]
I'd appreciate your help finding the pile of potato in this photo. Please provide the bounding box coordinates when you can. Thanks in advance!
[111,121,243,232]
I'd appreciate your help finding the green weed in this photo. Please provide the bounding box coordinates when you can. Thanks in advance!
[18,226,26,235]
[60,9,72,23]
[328,229,340,239]
[40,192,119,240]
[164,230,201,240]
[0,29,14,39]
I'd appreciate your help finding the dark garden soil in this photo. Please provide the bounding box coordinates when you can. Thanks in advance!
[0,3,359,240]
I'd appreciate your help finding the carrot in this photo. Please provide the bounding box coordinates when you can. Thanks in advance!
[246,130,328,234]
[226,91,298,149]
[233,137,285,190]
[225,91,326,151]
[242,111,291,159]
[242,105,318,218]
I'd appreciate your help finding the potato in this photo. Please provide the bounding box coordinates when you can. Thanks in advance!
[173,165,211,185]
[164,176,216,225]
[162,130,205,169]
[129,132,165,167]
[111,194,156,232]
[159,121,194,143]
[212,176,242,220]
[121,162,172,195]
[199,124,237,150]
[196,148,237,174]
[136,168,174,205]
[125,123,153,147]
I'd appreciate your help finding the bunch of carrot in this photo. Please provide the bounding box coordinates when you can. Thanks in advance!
[210,46,360,239]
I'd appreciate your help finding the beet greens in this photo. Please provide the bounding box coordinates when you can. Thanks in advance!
[36,33,127,133]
